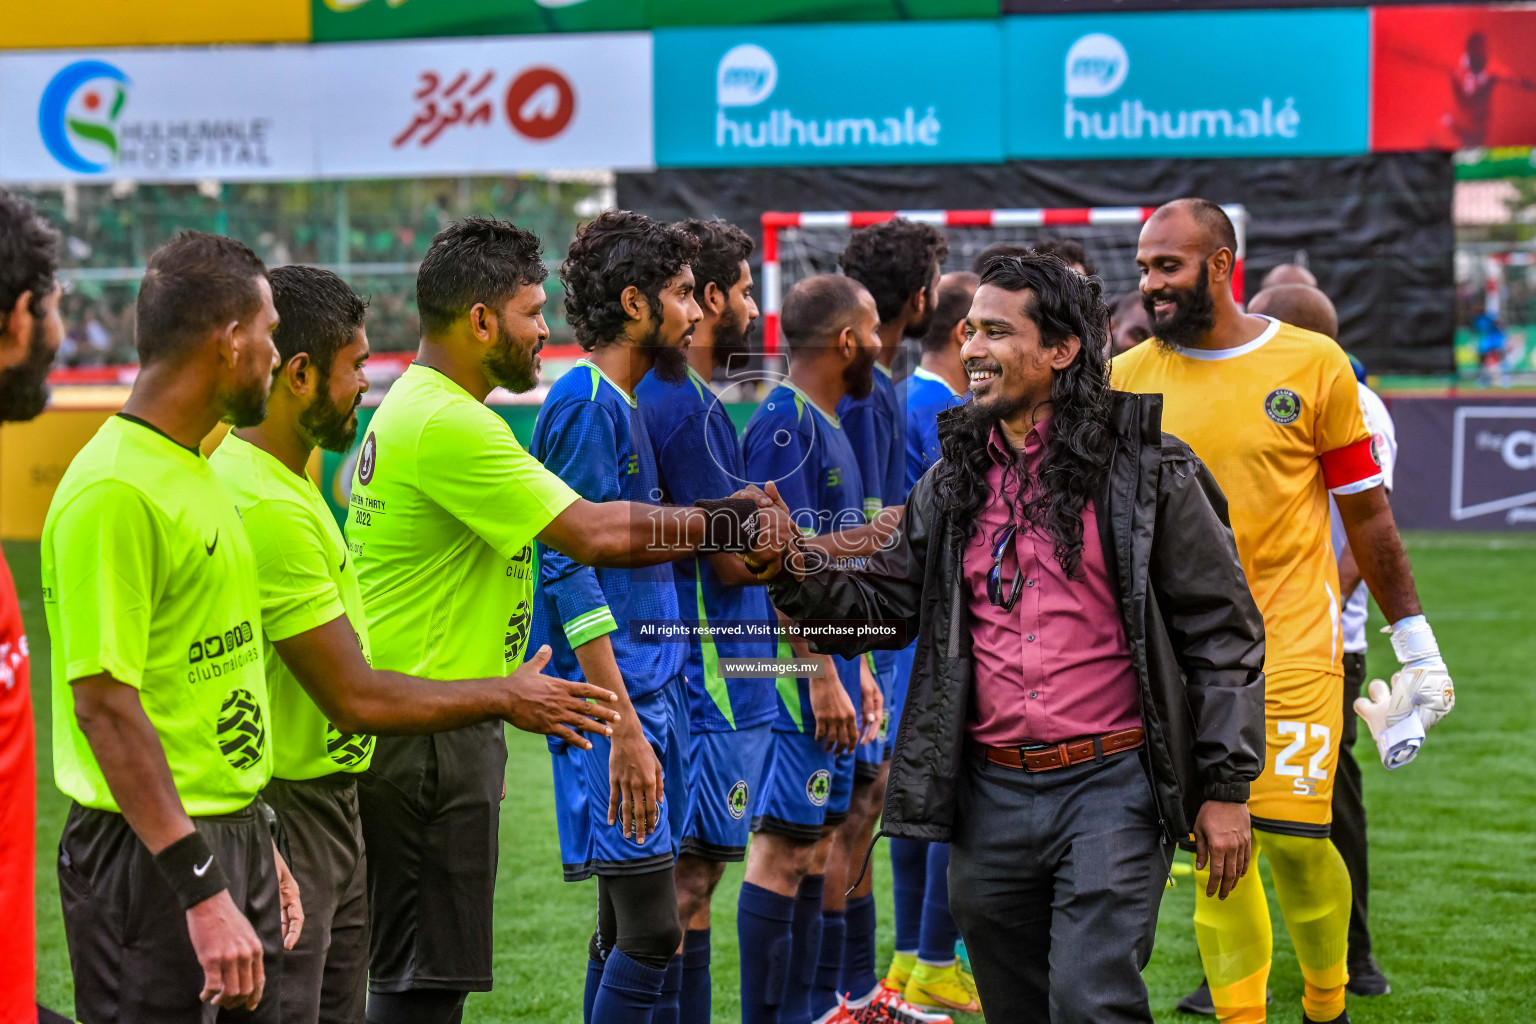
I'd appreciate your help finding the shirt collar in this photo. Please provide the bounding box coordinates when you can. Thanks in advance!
[986,416,1051,466]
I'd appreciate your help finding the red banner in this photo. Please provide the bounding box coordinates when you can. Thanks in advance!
[1372,5,1536,151]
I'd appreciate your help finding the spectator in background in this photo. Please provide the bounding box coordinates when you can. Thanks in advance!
[971,242,1030,275]
[1110,292,1152,358]
[972,239,1094,278]
[1261,263,1317,290]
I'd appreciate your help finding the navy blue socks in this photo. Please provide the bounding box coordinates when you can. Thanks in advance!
[841,894,878,1001]
[681,928,712,1023]
[889,837,928,954]
[590,948,667,1024]
[918,843,960,963]
[738,881,796,1024]
[811,908,847,1018]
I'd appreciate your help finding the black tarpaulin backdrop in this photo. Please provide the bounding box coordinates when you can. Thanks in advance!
[617,153,1455,374]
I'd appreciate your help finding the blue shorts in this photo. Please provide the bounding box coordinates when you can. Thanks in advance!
[752,729,857,841]
[553,678,690,881]
[680,722,774,862]
[855,649,898,778]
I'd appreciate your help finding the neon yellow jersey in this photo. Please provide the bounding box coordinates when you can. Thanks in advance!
[1111,318,1380,675]
[349,363,580,679]
[211,433,375,781]
[43,416,271,815]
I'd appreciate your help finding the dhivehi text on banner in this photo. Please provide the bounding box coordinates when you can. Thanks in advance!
[1004,10,1370,159]
[0,37,656,183]
[653,21,1003,168]
[315,35,653,177]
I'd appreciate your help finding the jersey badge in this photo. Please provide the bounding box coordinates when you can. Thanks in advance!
[1264,388,1302,426]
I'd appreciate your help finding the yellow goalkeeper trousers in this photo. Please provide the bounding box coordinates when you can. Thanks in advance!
[1193,830,1351,1023]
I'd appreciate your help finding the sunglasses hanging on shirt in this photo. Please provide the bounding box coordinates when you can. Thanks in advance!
[987,522,1024,611]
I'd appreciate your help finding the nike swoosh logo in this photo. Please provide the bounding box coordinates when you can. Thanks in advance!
[338,553,346,573]
[192,856,213,877]
[204,530,218,556]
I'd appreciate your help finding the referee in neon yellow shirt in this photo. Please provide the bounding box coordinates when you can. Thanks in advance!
[43,233,298,1022]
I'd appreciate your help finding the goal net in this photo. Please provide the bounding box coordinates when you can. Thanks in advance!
[759,205,1249,355]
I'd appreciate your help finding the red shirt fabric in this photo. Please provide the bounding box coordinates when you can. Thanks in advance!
[0,549,35,1019]
[964,420,1141,746]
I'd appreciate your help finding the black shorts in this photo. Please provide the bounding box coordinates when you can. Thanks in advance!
[58,801,282,1024]
[263,774,368,1024]
[356,721,507,993]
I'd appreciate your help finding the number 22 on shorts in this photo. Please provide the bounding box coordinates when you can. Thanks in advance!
[1273,720,1331,797]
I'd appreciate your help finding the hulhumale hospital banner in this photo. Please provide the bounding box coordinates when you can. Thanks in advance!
[652,21,1004,168]
[1004,10,1370,159]
[0,37,655,184]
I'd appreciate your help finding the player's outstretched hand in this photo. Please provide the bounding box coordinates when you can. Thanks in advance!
[186,888,266,1009]
[273,843,304,951]
[810,658,859,754]
[857,658,884,746]
[504,645,622,750]
[608,717,664,845]
[1192,800,1251,900]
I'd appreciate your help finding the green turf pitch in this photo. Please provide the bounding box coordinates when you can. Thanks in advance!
[16,532,1536,1022]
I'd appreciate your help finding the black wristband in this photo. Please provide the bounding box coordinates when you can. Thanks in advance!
[153,830,230,910]
[693,497,759,553]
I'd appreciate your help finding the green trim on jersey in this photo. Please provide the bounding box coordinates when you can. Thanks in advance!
[577,358,638,409]
[211,433,375,780]
[780,380,841,429]
[350,363,579,680]
[775,637,804,732]
[563,605,618,649]
[694,556,734,729]
[43,416,271,815]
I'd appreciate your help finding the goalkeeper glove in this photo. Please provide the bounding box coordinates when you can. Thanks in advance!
[1353,614,1456,770]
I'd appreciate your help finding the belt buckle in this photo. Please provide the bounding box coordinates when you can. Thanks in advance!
[1018,742,1052,772]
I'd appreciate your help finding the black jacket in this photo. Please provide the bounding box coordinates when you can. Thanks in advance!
[768,392,1266,845]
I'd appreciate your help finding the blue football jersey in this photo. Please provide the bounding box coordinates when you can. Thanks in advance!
[529,359,683,702]
[897,366,963,489]
[743,382,867,734]
[837,363,907,514]
[636,366,779,734]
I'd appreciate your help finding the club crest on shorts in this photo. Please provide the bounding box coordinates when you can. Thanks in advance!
[806,769,831,807]
[1264,388,1302,425]
[727,780,749,819]
[357,431,377,484]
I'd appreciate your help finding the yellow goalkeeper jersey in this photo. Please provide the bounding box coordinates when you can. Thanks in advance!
[1111,317,1382,675]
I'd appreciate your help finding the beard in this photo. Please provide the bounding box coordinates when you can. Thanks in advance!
[638,318,691,384]
[843,343,877,400]
[1144,262,1216,349]
[301,380,362,454]
[485,314,540,394]
[0,318,56,422]
[711,304,754,371]
[961,358,1032,424]
[223,376,270,429]
[905,284,937,339]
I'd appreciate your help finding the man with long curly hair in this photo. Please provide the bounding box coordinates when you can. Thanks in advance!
[742,251,1267,1023]
[531,210,704,1024]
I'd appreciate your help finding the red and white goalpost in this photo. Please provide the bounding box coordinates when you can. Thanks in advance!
[759,205,1249,355]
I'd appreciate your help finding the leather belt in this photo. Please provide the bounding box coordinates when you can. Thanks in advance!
[971,727,1145,772]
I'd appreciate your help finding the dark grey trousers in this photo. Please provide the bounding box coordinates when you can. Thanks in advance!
[1331,651,1373,963]
[264,774,370,1024]
[947,749,1171,1024]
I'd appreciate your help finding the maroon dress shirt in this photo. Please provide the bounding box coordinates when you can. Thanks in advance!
[964,420,1142,746]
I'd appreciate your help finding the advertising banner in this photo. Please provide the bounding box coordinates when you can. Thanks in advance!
[310,0,643,42]
[0,48,317,183]
[649,0,996,26]
[0,37,654,183]
[653,22,1003,168]
[1372,5,1536,152]
[1390,398,1536,531]
[4,0,307,49]
[1005,0,1426,10]
[315,35,654,177]
[1003,10,1369,159]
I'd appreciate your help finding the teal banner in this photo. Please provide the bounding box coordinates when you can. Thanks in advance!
[1004,10,1371,159]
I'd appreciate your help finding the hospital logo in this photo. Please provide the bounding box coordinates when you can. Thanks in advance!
[806,769,831,807]
[39,60,129,174]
